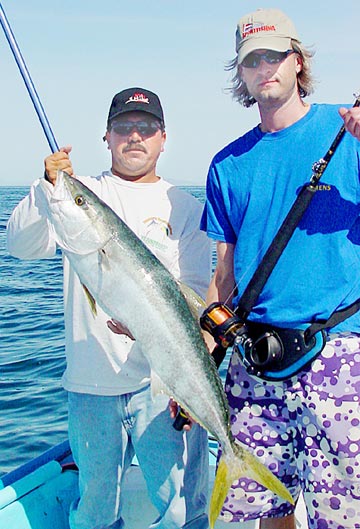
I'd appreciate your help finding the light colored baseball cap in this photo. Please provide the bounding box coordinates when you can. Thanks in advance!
[236,8,301,64]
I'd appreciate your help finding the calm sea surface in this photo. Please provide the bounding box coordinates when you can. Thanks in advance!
[0,185,218,476]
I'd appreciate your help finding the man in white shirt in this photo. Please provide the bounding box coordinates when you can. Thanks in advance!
[7,87,211,529]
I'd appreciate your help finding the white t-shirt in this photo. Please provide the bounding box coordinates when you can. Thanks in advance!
[7,171,211,395]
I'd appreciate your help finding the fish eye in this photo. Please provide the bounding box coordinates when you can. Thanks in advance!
[74,195,86,207]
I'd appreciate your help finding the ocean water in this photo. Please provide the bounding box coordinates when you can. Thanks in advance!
[0,186,67,475]
[0,185,217,476]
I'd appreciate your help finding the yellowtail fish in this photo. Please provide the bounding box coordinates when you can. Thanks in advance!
[42,171,294,527]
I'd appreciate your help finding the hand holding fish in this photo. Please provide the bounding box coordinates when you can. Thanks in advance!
[169,398,194,431]
[339,106,360,140]
[44,146,74,185]
[107,318,135,340]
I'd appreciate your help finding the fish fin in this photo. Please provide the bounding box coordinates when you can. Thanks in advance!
[178,282,206,320]
[82,284,97,316]
[209,442,294,529]
[209,456,235,529]
[240,445,294,505]
[150,370,170,399]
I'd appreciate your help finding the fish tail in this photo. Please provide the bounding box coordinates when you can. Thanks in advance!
[208,455,234,529]
[209,441,294,528]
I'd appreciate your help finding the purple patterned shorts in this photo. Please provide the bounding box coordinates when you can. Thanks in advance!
[220,332,360,529]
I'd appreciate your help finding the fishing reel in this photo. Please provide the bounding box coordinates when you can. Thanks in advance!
[199,303,247,348]
[200,303,284,376]
[173,302,285,431]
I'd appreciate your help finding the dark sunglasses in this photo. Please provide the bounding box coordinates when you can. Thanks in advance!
[111,120,162,137]
[241,49,294,69]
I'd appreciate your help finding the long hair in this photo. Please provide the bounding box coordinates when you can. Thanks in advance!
[225,39,316,107]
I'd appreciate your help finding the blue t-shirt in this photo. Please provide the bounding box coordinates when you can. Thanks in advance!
[201,103,360,332]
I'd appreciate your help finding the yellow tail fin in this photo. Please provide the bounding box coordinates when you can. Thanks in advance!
[209,457,235,529]
[209,442,294,528]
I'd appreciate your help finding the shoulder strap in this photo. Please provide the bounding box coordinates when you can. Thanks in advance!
[236,184,316,319]
[305,298,360,340]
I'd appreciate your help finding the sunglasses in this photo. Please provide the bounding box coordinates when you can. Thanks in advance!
[111,120,162,137]
[241,50,294,69]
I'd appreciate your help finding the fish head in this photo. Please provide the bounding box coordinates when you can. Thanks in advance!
[45,170,113,254]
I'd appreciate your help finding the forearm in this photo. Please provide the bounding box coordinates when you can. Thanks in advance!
[203,241,236,353]
[206,270,235,307]
[7,179,57,259]
[206,241,236,307]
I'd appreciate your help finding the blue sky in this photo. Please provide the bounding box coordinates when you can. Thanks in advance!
[0,0,359,186]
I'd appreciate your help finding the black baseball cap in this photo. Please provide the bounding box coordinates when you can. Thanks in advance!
[107,87,165,128]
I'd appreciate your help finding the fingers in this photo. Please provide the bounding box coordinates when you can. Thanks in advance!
[182,420,193,432]
[169,398,194,431]
[107,319,122,334]
[44,145,74,185]
[339,107,360,140]
[59,145,72,155]
[106,319,135,340]
[169,398,179,419]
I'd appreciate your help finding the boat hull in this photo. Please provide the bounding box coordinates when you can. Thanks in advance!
[0,440,308,529]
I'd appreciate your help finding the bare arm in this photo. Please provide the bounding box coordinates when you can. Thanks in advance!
[201,240,236,354]
[206,241,236,307]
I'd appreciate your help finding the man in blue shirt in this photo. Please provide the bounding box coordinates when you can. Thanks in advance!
[201,8,360,529]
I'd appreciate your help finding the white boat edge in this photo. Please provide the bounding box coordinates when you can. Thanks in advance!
[0,439,308,529]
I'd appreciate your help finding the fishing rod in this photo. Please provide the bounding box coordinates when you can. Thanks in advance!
[0,2,59,153]
[0,1,191,433]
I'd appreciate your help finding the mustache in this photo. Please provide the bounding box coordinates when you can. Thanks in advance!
[123,143,146,153]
